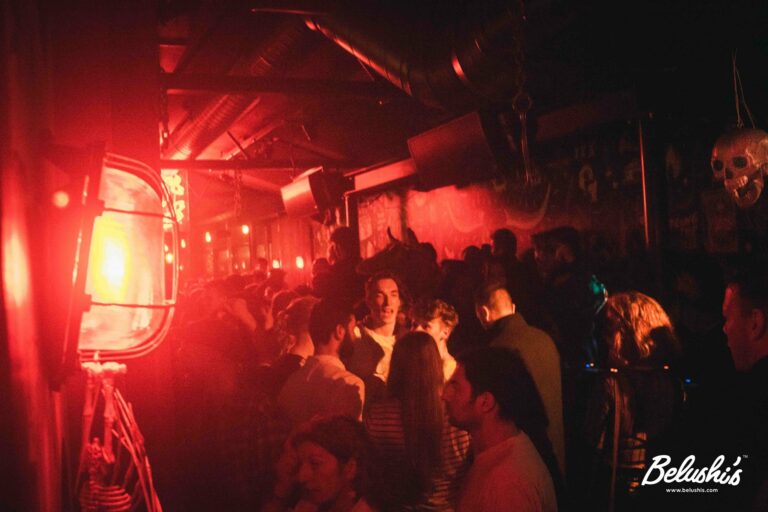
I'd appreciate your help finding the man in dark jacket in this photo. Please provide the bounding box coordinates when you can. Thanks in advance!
[475,282,565,479]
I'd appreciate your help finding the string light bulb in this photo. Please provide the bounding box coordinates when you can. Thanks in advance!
[52,190,70,208]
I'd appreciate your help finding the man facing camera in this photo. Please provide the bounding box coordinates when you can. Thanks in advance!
[347,272,402,405]
[721,268,768,509]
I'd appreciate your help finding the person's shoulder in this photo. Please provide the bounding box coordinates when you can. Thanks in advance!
[518,319,559,356]
[334,365,365,388]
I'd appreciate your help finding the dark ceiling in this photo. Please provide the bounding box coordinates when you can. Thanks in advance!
[155,0,768,214]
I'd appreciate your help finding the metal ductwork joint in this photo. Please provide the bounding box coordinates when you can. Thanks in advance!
[306,0,525,111]
[165,18,309,160]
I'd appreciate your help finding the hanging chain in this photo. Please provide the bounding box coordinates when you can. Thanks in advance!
[513,92,534,185]
[510,0,527,99]
[509,0,537,186]
[159,68,170,151]
[234,168,243,219]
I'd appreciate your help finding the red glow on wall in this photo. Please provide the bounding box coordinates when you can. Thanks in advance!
[358,181,556,261]
[3,209,32,310]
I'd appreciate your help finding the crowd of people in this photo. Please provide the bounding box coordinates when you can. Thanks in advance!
[168,224,767,511]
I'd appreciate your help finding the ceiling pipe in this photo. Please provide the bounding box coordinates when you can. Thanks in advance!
[160,158,357,169]
[164,18,309,160]
[306,0,525,111]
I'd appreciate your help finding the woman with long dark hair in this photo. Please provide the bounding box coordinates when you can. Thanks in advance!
[364,331,470,511]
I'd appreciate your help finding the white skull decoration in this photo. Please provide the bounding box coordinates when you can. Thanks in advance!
[711,128,768,208]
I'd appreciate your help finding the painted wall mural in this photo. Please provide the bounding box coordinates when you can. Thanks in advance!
[357,119,742,262]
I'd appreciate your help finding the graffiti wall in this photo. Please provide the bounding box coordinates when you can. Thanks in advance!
[357,119,741,261]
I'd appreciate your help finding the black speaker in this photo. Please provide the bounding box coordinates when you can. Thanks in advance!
[281,167,350,216]
[407,110,512,190]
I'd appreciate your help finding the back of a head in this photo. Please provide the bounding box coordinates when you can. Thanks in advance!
[309,299,352,347]
[492,228,518,257]
[284,296,321,335]
[388,331,444,399]
[474,281,513,313]
[420,242,438,263]
[272,289,299,317]
[223,274,247,297]
[411,298,459,330]
[549,226,581,255]
[331,226,358,261]
[533,226,582,265]
[312,257,331,275]
[597,291,680,367]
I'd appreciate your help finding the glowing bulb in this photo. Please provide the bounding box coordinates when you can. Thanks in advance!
[52,190,70,208]
[272,259,281,269]
[181,238,186,249]
[165,253,174,264]
[295,256,305,269]
[164,244,169,252]
[89,216,130,303]
[241,224,250,235]
[205,231,212,243]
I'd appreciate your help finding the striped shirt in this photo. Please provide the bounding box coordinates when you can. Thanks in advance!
[365,399,471,511]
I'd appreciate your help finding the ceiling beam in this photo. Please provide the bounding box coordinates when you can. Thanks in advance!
[248,0,331,15]
[161,73,399,99]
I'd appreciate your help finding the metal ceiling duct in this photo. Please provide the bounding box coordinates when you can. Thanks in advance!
[164,18,309,159]
[306,0,525,111]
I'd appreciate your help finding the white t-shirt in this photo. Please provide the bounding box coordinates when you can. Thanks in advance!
[362,327,396,382]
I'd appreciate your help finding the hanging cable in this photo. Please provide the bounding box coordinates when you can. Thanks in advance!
[732,51,742,128]
[732,51,756,128]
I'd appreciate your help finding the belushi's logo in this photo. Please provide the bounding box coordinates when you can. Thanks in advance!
[641,455,743,486]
